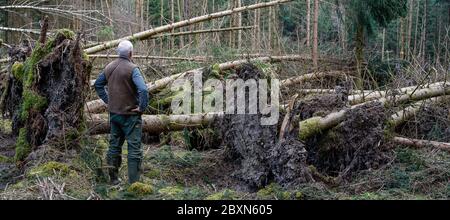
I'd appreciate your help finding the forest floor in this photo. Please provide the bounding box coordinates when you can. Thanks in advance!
[1,128,449,200]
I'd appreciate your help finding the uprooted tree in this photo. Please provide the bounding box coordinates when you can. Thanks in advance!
[1,18,91,163]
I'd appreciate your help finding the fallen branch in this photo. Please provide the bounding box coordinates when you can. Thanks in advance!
[0,26,41,35]
[0,5,102,23]
[392,136,450,152]
[84,0,293,54]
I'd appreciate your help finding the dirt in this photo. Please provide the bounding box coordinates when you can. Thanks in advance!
[0,133,19,190]
[305,101,391,179]
[220,63,312,190]
[35,33,91,148]
[295,86,350,120]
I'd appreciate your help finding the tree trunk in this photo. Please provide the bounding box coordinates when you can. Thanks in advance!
[355,22,364,89]
[420,0,427,61]
[382,28,386,61]
[392,137,450,152]
[88,113,223,135]
[312,0,319,68]
[407,0,414,60]
[306,0,311,48]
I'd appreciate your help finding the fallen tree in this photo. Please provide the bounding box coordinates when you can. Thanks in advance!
[388,96,449,129]
[298,83,450,140]
[85,55,310,114]
[88,112,223,135]
[1,19,91,162]
[348,82,446,105]
[280,71,349,87]
[84,0,293,54]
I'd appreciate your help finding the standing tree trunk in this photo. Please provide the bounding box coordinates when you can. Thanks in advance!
[413,2,420,58]
[355,21,364,89]
[382,28,386,61]
[420,0,428,61]
[312,0,319,68]
[399,18,405,59]
[306,0,311,48]
[407,0,414,60]
[237,0,242,50]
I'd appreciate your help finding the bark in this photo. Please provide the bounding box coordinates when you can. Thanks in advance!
[306,0,311,47]
[84,0,294,54]
[392,136,450,152]
[348,82,447,105]
[312,0,319,67]
[281,71,348,87]
[407,0,414,60]
[88,112,223,135]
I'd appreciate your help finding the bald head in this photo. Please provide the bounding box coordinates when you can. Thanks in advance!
[117,40,134,59]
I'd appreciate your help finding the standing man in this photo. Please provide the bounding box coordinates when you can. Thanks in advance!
[94,40,149,185]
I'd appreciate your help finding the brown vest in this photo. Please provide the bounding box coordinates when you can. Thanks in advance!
[104,58,139,115]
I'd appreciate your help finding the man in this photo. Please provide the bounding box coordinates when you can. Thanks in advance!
[94,40,149,185]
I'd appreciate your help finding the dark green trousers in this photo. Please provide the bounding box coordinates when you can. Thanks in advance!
[107,113,143,184]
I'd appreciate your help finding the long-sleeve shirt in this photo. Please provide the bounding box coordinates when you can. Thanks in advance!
[94,67,149,113]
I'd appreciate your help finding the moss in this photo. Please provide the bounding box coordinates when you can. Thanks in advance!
[28,161,71,177]
[298,117,322,140]
[205,189,238,200]
[144,168,162,179]
[20,90,47,120]
[128,182,154,196]
[256,183,292,200]
[0,118,12,134]
[11,62,24,81]
[158,186,184,199]
[55,29,76,39]
[351,192,384,200]
[14,128,31,162]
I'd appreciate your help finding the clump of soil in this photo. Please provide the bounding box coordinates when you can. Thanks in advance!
[296,86,349,120]
[305,102,390,179]
[397,100,450,142]
[221,63,312,190]
[269,137,314,187]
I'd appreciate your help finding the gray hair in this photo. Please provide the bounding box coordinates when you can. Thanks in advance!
[117,40,133,57]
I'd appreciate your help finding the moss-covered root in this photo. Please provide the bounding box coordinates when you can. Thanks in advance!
[298,117,323,140]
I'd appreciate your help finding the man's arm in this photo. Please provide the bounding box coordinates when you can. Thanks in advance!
[131,68,149,112]
[94,72,109,104]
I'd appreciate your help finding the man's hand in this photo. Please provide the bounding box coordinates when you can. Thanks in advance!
[131,107,142,114]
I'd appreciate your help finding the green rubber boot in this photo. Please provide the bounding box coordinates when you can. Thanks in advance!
[107,156,121,185]
[128,160,142,184]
